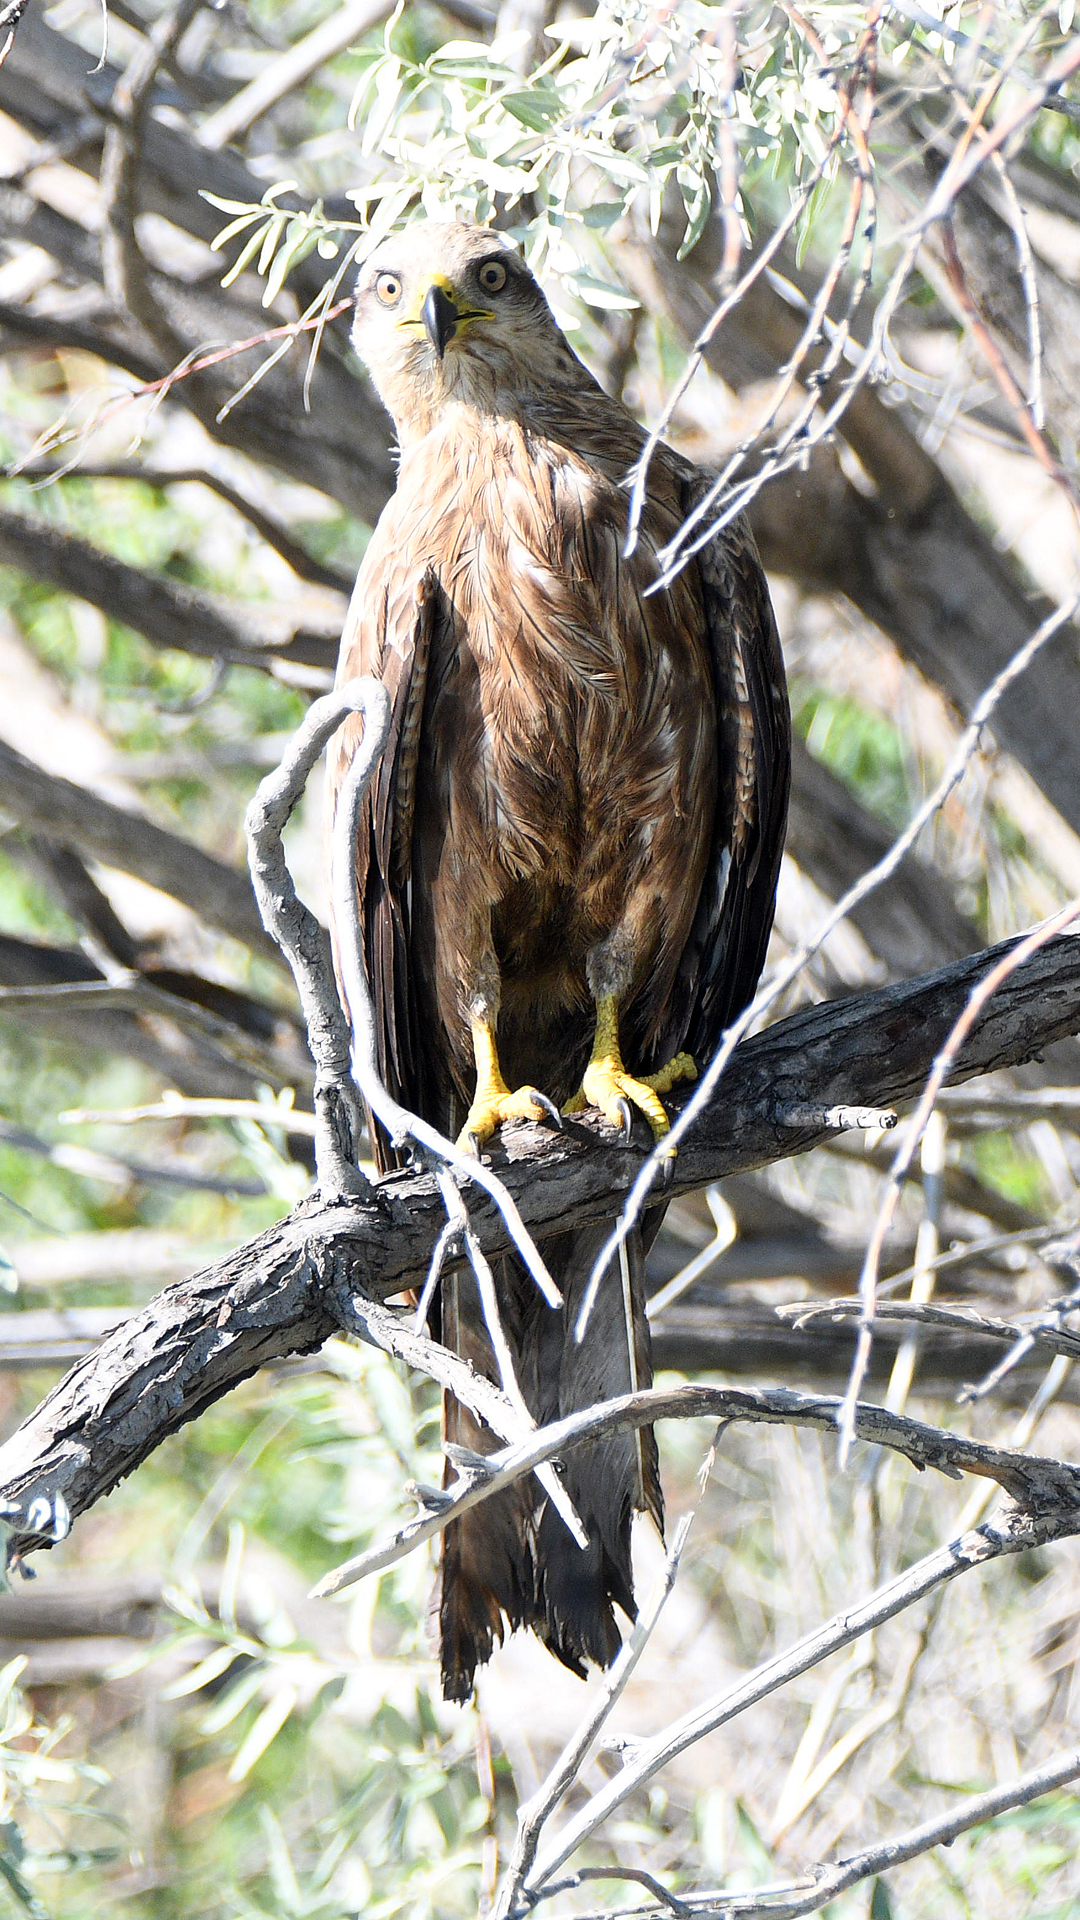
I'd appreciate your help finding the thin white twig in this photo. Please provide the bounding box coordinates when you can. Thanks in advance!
[992,153,1045,430]
[838,895,1080,1468]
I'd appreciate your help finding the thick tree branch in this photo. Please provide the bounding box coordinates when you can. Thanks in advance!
[2,929,1080,1559]
[0,738,282,961]
[0,506,340,676]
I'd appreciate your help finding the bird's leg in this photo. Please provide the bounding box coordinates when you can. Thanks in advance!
[570,993,696,1145]
[457,1006,561,1152]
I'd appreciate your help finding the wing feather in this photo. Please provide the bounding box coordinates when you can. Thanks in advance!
[676,491,791,1063]
[329,559,447,1167]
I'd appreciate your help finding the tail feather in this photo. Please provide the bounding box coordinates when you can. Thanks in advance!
[437,1267,542,1702]
[436,1225,662,1700]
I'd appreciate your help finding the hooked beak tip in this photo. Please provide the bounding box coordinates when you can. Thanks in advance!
[421,283,459,360]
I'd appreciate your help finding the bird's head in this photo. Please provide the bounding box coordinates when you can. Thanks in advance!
[351,222,580,440]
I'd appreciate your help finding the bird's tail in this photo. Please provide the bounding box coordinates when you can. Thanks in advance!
[437,1223,662,1703]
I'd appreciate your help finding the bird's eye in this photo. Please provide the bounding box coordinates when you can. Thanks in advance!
[375,272,402,306]
[478,258,507,294]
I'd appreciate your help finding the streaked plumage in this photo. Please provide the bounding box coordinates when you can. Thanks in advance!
[328,223,789,1700]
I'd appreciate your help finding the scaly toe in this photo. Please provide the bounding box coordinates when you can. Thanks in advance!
[456,1084,559,1152]
[640,1051,697,1095]
[581,1060,672,1144]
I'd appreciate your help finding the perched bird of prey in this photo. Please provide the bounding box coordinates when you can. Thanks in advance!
[328,221,789,1701]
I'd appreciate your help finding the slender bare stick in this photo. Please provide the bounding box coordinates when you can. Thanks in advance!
[494,1487,709,1920]
[308,1378,1080,1598]
[245,679,390,1198]
[674,1745,1080,1920]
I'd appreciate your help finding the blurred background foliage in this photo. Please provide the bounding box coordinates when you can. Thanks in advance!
[3,0,1080,1913]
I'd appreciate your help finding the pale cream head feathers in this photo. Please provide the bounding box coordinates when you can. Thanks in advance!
[351,222,581,439]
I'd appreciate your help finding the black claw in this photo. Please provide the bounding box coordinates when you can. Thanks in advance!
[658,1148,676,1191]
[616,1095,634,1141]
[532,1091,564,1130]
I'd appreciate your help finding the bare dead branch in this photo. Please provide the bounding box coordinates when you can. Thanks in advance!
[313,1367,1080,1597]
[244,680,389,1198]
[783,1299,1080,1367]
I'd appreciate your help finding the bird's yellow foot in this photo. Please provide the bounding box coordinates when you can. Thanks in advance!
[457,1080,559,1152]
[581,1051,696,1146]
[571,994,697,1149]
[457,1015,560,1151]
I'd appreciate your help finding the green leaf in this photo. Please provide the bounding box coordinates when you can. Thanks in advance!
[228,1685,298,1781]
[500,88,562,131]
[256,215,286,279]
[219,218,275,289]
[263,224,320,306]
[200,1664,267,1736]
[870,1877,895,1919]
[579,201,625,228]
[209,208,265,252]
[572,273,638,311]
[677,171,712,257]
[162,1643,243,1700]
[200,190,264,218]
